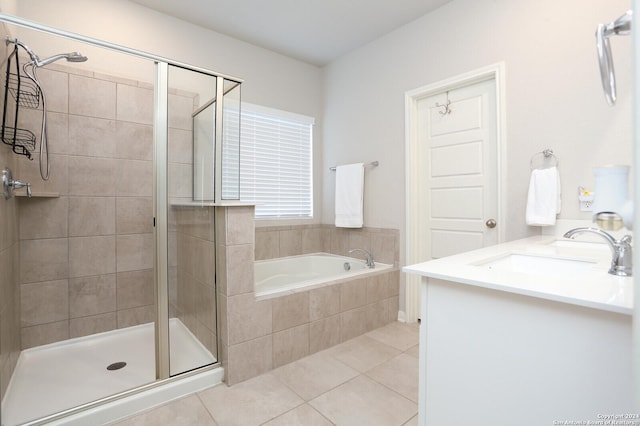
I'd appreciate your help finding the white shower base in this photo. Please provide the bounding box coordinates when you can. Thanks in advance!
[2,318,217,426]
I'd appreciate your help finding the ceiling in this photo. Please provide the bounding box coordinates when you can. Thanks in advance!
[130,0,452,66]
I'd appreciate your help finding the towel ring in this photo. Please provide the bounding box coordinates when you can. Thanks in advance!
[530,149,558,170]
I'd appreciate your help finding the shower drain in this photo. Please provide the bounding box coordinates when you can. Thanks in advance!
[106,361,127,371]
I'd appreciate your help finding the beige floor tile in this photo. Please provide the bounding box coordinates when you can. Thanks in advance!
[198,373,303,426]
[325,335,401,373]
[405,344,419,358]
[114,395,217,425]
[263,404,334,426]
[366,322,419,351]
[272,351,359,401]
[366,353,419,402]
[111,322,421,425]
[403,414,419,426]
[309,375,417,426]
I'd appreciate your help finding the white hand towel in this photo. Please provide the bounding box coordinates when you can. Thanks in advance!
[526,166,561,226]
[335,163,364,228]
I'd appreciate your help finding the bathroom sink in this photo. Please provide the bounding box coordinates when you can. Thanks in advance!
[476,253,597,276]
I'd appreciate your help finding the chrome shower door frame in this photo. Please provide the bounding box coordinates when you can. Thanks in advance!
[153,61,170,380]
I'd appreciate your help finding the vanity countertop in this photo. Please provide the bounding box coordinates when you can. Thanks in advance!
[403,235,633,315]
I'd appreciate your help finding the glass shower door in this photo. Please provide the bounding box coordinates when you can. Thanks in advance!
[165,64,218,376]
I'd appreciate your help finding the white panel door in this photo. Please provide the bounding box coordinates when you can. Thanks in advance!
[419,79,497,259]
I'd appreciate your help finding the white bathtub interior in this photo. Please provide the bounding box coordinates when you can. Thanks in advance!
[1,318,216,426]
[255,253,393,298]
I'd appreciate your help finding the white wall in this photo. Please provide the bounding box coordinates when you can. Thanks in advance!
[0,0,325,224]
[322,0,632,242]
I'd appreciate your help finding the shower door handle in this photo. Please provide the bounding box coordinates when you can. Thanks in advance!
[485,219,497,229]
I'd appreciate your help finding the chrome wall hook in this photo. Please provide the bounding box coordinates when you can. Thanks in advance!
[435,91,452,115]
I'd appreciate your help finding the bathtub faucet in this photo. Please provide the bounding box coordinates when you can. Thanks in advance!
[562,227,632,276]
[348,248,375,268]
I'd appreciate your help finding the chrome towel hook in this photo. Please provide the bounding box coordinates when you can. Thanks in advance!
[435,91,452,115]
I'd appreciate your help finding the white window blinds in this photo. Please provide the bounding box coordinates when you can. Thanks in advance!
[239,103,314,219]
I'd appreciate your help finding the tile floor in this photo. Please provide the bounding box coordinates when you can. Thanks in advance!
[112,321,419,426]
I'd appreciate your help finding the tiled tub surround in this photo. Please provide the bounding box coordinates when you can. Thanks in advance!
[255,224,400,268]
[218,211,400,385]
[14,63,198,349]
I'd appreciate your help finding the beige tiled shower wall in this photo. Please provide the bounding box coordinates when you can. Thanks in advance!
[0,28,21,400]
[170,206,217,357]
[15,63,196,349]
[255,224,400,267]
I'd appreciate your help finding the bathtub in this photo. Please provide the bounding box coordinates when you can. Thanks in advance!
[255,253,393,299]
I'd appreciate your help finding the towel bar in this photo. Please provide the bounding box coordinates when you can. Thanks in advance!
[330,161,379,171]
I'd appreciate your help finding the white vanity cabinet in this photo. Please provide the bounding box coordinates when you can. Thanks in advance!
[404,236,634,426]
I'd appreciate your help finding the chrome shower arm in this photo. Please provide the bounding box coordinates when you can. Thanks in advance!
[5,36,39,64]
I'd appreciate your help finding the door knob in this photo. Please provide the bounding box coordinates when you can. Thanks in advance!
[485,218,497,229]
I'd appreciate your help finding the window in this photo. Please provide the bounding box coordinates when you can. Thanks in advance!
[237,103,314,219]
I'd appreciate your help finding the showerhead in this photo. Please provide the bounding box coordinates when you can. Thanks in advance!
[66,52,88,62]
[34,52,88,67]
[5,37,88,68]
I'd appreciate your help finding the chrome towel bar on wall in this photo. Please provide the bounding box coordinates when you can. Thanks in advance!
[330,161,379,171]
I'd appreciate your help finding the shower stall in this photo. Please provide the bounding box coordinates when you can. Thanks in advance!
[0,14,241,425]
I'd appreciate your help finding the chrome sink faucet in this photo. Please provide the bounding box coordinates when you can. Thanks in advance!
[563,227,632,276]
[348,248,375,269]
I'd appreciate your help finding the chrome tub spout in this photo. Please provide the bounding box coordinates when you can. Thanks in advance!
[348,248,375,269]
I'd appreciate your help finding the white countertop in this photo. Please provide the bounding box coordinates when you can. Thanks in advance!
[403,236,633,315]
